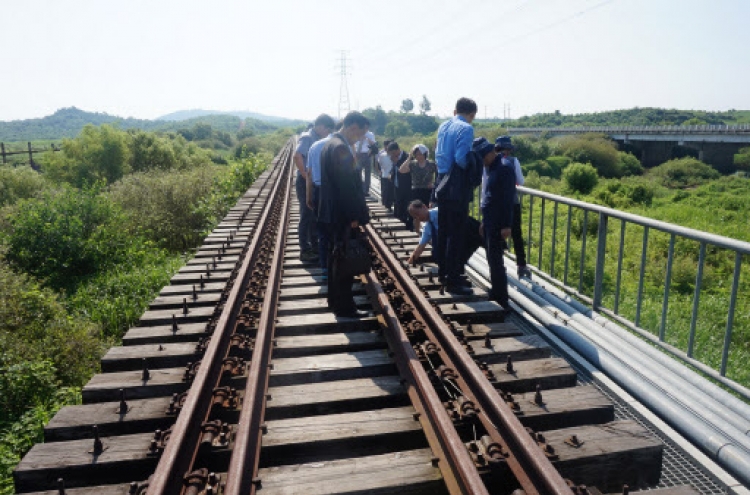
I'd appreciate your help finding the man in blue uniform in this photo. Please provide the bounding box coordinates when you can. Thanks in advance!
[434,97,478,294]
[473,137,515,310]
[294,114,335,261]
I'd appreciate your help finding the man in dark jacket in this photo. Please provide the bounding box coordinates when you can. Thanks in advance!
[318,111,371,317]
[473,137,515,309]
[387,142,412,229]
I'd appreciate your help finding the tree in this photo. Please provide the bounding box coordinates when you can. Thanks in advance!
[400,99,414,114]
[563,162,599,194]
[385,120,411,138]
[419,95,431,115]
[734,147,750,173]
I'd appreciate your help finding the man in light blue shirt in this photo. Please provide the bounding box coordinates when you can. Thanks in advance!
[433,97,478,294]
[407,199,483,270]
[305,131,334,271]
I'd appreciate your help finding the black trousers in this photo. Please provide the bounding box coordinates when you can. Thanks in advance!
[412,188,432,206]
[395,185,413,230]
[485,226,509,307]
[327,224,357,315]
[358,153,371,194]
[511,203,526,267]
[436,203,468,283]
[380,177,395,209]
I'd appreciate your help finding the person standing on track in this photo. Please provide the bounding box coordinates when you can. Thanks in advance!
[388,142,412,230]
[376,139,395,210]
[475,137,515,310]
[495,135,531,279]
[318,111,371,318]
[354,123,376,195]
[294,114,335,262]
[306,121,343,277]
[398,144,437,234]
[434,97,478,295]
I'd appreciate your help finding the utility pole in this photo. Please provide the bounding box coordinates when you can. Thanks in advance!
[335,51,351,119]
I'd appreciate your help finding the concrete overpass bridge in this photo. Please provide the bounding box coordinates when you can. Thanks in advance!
[508,124,750,172]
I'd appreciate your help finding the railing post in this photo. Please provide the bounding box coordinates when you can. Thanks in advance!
[593,213,608,309]
[28,141,33,166]
[1,142,6,164]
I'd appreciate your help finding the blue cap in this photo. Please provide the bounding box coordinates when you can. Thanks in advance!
[495,136,515,150]
[472,137,494,158]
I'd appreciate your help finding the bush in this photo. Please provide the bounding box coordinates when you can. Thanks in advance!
[556,134,623,178]
[592,179,654,208]
[108,167,218,251]
[0,361,59,423]
[0,166,48,207]
[563,162,599,194]
[647,157,720,188]
[42,124,131,186]
[0,255,101,386]
[4,185,137,288]
[618,151,644,176]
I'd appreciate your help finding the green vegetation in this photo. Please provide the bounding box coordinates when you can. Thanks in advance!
[0,121,275,493]
[494,107,750,127]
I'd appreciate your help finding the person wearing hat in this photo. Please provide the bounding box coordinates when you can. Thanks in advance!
[495,135,531,279]
[474,137,516,310]
[399,144,437,234]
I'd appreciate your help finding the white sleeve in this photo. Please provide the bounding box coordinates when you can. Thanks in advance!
[514,158,524,186]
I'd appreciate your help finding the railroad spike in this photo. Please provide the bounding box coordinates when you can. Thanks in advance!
[623,485,630,495]
[506,356,514,374]
[129,482,139,495]
[117,389,128,414]
[192,284,198,300]
[172,314,179,334]
[58,478,66,495]
[534,384,544,406]
[200,274,205,289]
[92,425,103,454]
[142,359,150,381]
[484,334,492,348]
[183,297,189,315]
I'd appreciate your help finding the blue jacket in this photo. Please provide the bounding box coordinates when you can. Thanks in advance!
[480,155,515,231]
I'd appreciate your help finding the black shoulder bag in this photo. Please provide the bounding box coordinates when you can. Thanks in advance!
[338,229,372,277]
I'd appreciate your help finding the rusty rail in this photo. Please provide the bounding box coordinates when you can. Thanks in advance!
[365,221,573,495]
[146,140,295,495]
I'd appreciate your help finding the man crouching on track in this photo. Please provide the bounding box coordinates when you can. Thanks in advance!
[473,137,516,311]
[318,111,372,318]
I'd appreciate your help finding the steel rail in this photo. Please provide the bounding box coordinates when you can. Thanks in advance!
[364,222,572,495]
[147,141,294,495]
[363,263,489,495]
[223,141,295,495]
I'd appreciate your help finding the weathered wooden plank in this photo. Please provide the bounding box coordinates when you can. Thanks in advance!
[276,313,379,336]
[277,295,371,316]
[438,300,509,323]
[185,254,240,265]
[158,282,226,296]
[169,270,232,284]
[122,322,208,346]
[82,368,190,403]
[467,335,551,364]
[545,420,663,491]
[138,305,215,326]
[427,287,487,303]
[279,284,365,300]
[192,247,243,258]
[44,397,173,441]
[101,343,202,372]
[266,376,408,420]
[512,385,615,431]
[257,448,446,495]
[282,267,325,277]
[269,350,395,387]
[13,432,157,492]
[281,275,329,287]
[148,292,222,310]
[274,332,386,358]
[455,321,523,341]
[259,406,426,467]
[22,484,137,495]
[489,357,578,393]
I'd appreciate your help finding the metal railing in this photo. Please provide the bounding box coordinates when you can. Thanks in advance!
[510,186,750,397]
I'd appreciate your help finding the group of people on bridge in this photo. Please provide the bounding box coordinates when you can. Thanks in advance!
[293,98,530,317]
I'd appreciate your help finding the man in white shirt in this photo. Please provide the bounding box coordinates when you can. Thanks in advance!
[376,139,394,210]
[354,124,376,195]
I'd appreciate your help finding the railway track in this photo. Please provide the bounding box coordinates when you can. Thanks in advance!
[13,140,728,495]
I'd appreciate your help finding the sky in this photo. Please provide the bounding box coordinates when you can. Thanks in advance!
[1,0,749,122]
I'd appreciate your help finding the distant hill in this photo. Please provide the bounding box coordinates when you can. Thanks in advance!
[157,109,306,127]
[0,107,300,142]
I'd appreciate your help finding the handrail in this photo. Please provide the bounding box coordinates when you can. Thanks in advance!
[514,185,749,392]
